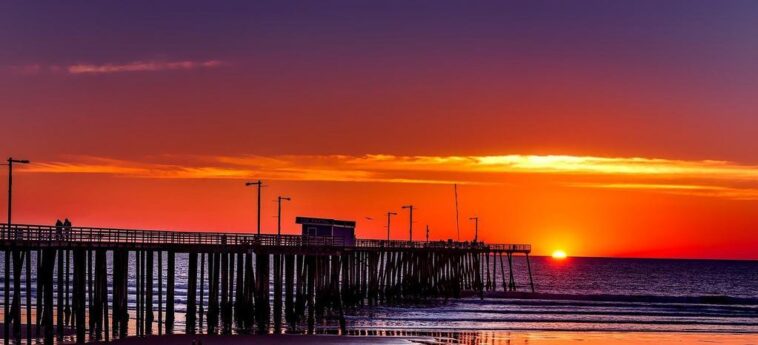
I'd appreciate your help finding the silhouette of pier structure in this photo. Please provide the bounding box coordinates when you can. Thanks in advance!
[0,223,533,345]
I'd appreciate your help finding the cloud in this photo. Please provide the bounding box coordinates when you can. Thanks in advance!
[568,183,758,201]
[20,153,758,200]
[67,60,224,74]
[7,59,224,75]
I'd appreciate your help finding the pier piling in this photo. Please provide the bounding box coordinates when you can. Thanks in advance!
[0,223,533,342]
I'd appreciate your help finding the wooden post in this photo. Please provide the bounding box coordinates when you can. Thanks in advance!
[3,250,9,345]
[135,251,141,336]
[12,250,23,344]
[146,251,154,335]
[198,252,205,332]
[25,250,31,345]
[306,255,315,334]
[186,252,197,334]
[36,250,43,339]
[56,248,63,340]
[119,251,129,338]
[244,252,255,332]
[88,250,94,334]
[235,252,244,330]
[93,250,107,341]
[166,251,175,333]
[73,249,86,344]
[499,253,507,292]
[41,249,56,345]
[64,250,70,328]
[284,254,294,327]
[526,253,535,293]
[158,250,163,335]
[255,251,269,334]
[273,254,283,333]
[507,252,516,291]
[294,255,305,329]
[207,252,219,334]
[220,251,228,334]
[111,250,121,338]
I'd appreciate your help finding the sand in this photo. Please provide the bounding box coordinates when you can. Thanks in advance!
[96,332,758,345]
[102,334,432,345]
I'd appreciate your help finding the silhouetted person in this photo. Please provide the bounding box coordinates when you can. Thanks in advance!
[63,218,72,240]
[55,219,63,240]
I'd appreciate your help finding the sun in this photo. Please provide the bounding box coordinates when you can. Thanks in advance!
[552,250,567,259]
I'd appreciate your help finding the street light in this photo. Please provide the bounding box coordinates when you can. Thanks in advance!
[276,196,291,237]
[386,211,397,241]
[401,205,414,242]
[469,216,479,243]
[3,157,28,345]
[5,158,30,239]
[245,180,263,235]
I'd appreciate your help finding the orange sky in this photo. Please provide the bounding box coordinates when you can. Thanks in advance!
[2,153,756,259]
[1,2,757,259]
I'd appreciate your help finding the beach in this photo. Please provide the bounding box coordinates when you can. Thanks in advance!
[99,332,758,345]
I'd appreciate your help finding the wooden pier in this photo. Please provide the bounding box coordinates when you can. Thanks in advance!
[0,223,533,344]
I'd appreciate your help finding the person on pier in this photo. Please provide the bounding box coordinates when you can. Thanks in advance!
[55,219,63,240]
[63,218,72,240]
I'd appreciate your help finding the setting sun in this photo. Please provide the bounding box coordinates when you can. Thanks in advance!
[552,250,568,259]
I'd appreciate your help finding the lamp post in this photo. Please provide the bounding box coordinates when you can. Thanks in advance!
[6,158,30,239]
[277,196,291,237]
[3,157,28,345]
[469,216,479,243]
[402,205,414,242]
[386,211,397,241]
[245,180,263,235]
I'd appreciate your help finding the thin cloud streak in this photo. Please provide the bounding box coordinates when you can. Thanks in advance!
[569,183,758,201]
[67,60,224,74]
[8,60,224,75]
[20,154,758,200]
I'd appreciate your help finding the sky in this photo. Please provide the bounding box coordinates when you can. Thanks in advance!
[1,1,757,259]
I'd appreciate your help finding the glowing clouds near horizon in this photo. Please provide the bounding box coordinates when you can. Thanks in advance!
[10,152,758,259]
[20,153,758,201]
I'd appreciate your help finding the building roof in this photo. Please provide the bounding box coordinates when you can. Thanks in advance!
[295,216,356,228]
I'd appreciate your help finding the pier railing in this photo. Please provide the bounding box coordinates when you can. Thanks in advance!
[0,223,530,252]
[0,223,345,247]
[354,239,529,252]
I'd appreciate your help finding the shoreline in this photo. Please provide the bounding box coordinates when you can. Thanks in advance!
[472,291,758,305]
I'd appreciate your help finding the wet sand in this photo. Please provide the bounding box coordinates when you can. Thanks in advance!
[98,332,758,345]
[481,331,758,345]
[0,323,76,338]
[102,334,431,345]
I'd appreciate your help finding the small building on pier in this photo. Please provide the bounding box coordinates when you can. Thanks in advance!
[296,216,356,246]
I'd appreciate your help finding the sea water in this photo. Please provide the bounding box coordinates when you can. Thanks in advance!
[1,254,756,336]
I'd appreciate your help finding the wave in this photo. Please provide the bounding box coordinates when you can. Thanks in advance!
[477,291,758,305]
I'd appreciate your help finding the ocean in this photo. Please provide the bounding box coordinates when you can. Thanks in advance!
[1,254,757,339]
[346,256,758,334]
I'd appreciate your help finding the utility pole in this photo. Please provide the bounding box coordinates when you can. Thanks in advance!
[276,196,291,237]
[386,211,397,241]
[402,205,414,242]
[469,216,479,243]
[6,158,30,239]
[426,225,430,242]
[454,184,460,241]
[245,180,263,235]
